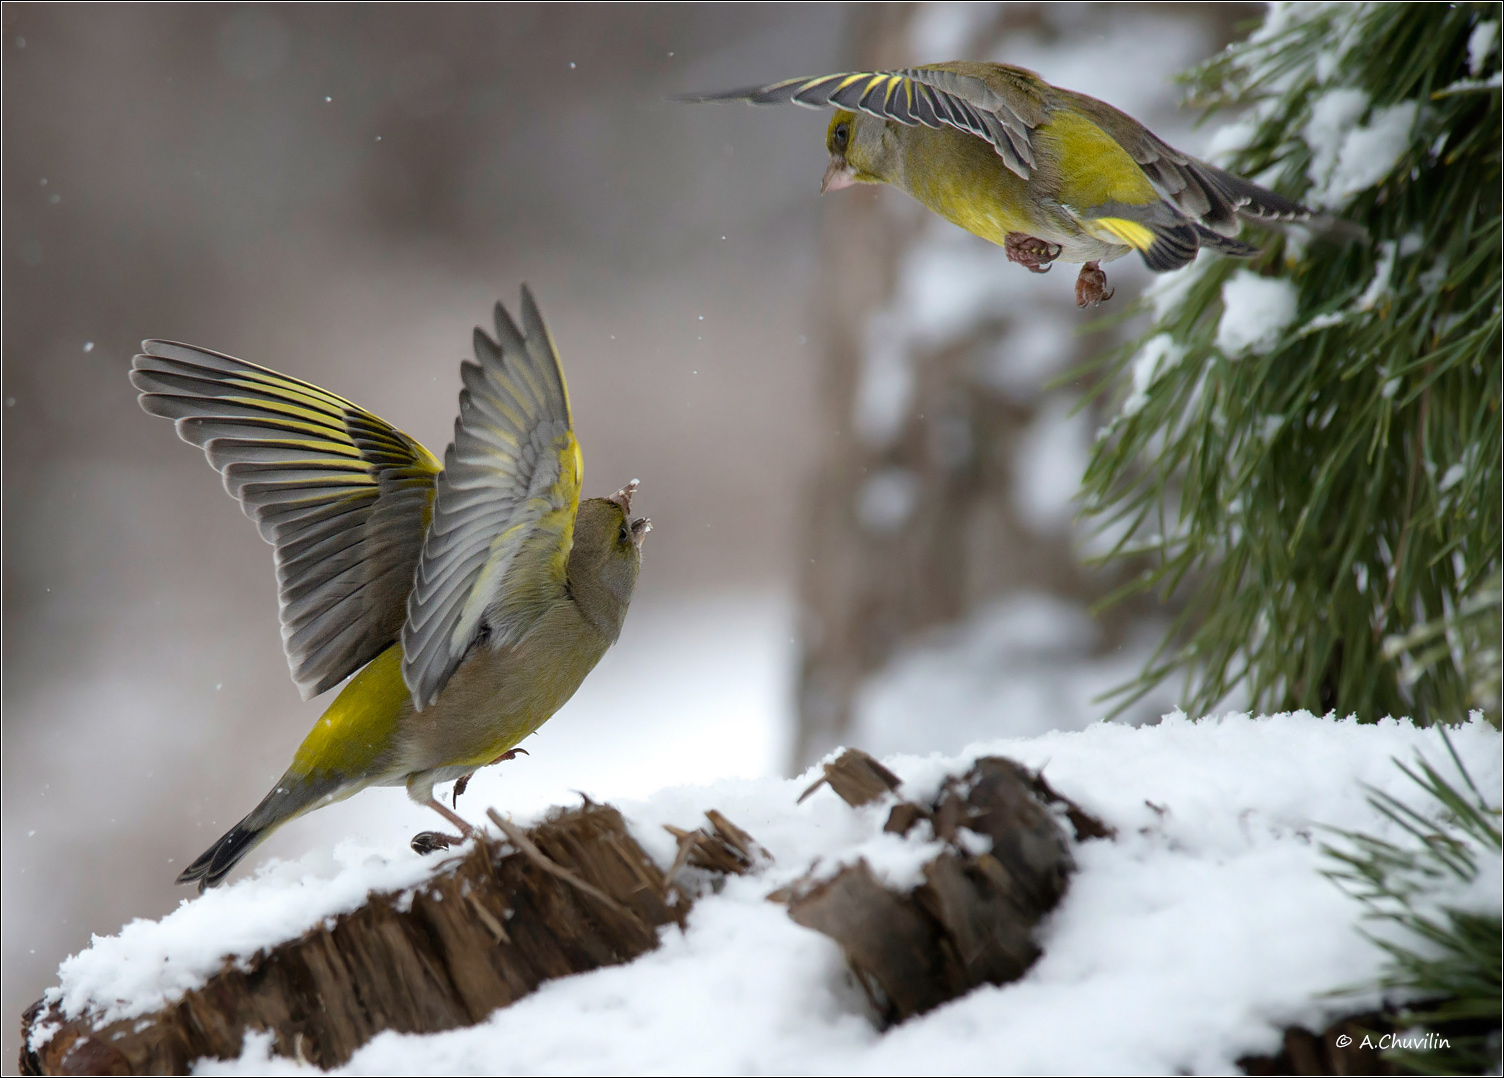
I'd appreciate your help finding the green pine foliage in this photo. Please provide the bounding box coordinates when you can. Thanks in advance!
[1082,3,1502,723]
[1322,734,1502,1074]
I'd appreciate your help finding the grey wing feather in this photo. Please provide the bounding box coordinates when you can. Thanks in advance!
[680,68,1043,179]
[131,342,440,698]
[401,285,581,709]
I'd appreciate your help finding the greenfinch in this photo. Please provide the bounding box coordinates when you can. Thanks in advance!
[132,288,650,889]
[686,62,1310,307]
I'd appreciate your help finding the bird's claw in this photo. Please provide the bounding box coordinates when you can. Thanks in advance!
[1075,261,1114,308]
[411,830,459,855]
[1005,233,1062,274]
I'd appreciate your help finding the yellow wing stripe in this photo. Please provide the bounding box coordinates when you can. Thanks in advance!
[1091,217,1157,251]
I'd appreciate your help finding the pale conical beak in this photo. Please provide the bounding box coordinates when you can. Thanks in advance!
[608,478,639,515]
[821,156,857,194]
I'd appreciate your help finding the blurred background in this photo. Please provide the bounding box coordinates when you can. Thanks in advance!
[3,2,1252,1058]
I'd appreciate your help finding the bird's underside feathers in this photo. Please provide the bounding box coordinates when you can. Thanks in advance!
[689,62,1311,237]
[131,343,441,699]
[401,287,582,710]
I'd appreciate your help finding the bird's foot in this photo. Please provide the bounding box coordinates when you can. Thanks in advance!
[411,830,462,855]
[418,796,477,850]
[450,749,528,807]
[1075,261,1114,308]
[1005,233,1063,274]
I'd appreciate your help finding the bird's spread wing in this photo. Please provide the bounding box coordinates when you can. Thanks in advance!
[682,64,1049,180]
[132,344,441,699]
[1058,89,1311,233]
[401,287,582,710]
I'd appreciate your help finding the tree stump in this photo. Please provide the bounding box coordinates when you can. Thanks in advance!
[782,751,1100,1026]
[20,751,1109,1074]
[20,800,751,1075]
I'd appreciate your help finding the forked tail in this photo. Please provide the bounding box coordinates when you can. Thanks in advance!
[177,772,344,891]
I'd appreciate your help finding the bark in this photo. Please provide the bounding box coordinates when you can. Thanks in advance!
[19,802,736,1075]
[782,751,1100,1026]
[1238,1011,1404,1076]
[18,752,1094,1075]
[18,752,1401,1075]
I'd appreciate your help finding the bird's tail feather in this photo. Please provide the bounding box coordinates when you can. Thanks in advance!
[176,819,273,891]
[177,772,346,891]
[1194,161,1311,224]
[1193,224,1259,258]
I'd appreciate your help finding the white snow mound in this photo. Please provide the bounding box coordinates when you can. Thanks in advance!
[42,713,1501,1076]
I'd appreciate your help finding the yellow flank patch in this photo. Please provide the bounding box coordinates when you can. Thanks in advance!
[1042,110,1159,207]
[289,645,409,779]
[1092,216,1156,251]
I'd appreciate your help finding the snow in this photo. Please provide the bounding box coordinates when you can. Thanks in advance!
[1355,239,1398,312]
[1468,19,1498,77]
[43,846,447,1028]
[1436,72,1504,95]
[1215,271,1300,356]
[1305,91,1418,210]
[1146,256,1214,322]
[1122,333,1186,416]
[40,713,1495,1075]
[1303,87,1370,203]
[1326,102,1418,203]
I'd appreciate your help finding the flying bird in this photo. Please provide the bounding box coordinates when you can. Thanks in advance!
[684,62,1311,307]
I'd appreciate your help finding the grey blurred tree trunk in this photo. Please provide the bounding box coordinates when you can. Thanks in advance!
[792,3,1253,767]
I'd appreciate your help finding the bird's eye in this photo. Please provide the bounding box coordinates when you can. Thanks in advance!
[834,123,850,151]
[619,524,629,543]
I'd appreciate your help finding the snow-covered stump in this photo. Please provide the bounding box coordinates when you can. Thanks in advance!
[781,752,1102,1025]
[18,751,1098,1075]
[19,802,707,1075]
[28,719,1483,1074]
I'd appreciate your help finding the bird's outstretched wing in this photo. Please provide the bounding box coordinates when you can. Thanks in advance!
[681,63,1049,180]
[131,344,441,699]
[401,286,582,709]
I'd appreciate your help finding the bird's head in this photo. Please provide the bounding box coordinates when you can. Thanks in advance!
[569,479,650,620]
[822,110,892,192]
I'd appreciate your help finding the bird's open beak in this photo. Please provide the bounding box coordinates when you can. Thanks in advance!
[608,479,639,515]
[821,156,857,194]
[610,479,651,547]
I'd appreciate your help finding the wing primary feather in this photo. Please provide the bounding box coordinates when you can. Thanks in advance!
[132,340,439,698]
[401,288,582,709]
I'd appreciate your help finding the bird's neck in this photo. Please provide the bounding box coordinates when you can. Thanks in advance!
[567,569,630,644]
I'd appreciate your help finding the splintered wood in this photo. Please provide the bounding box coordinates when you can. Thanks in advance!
[783,751,1094,1026]
[20,750,1110,1075]
[20,803,696,1075]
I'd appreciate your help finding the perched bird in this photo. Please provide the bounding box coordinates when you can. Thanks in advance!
[132,288,651,889]
[684,62,1310,307]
